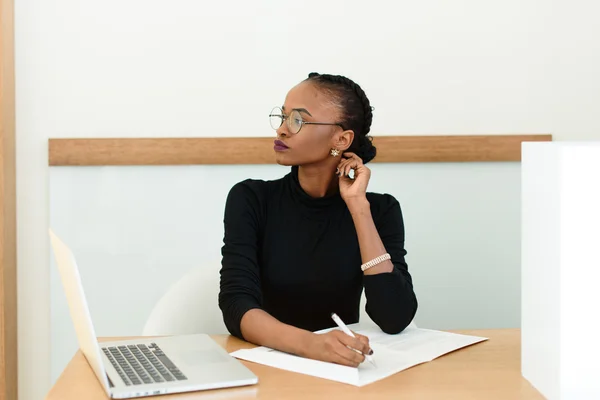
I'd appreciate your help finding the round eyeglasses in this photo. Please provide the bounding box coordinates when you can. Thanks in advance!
[269,106,345,135]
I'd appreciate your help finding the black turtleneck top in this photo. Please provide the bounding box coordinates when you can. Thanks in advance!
[218,166,418,340]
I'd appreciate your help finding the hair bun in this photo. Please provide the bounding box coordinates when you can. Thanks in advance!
[357,135,377,163]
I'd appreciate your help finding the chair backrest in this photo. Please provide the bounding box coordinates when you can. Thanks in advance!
[142,263,227,336]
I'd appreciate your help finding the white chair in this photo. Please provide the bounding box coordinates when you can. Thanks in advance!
[142,263,227,336]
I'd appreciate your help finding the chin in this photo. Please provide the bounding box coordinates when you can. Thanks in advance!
[274,153,295,166]
[275,152,325,167]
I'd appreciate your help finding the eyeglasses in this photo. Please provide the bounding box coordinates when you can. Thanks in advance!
[269,106,345,135]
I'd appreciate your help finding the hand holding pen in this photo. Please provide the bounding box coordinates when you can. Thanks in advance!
[304,315,374,368]
[331,313,377,367]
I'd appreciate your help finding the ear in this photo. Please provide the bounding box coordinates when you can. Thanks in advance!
[332,129,354,152]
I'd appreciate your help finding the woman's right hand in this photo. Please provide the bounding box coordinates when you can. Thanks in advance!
[303,330,372,367]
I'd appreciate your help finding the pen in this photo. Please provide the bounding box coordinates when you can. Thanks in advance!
[330,313,376,367]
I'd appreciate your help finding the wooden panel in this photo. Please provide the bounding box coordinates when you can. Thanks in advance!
[48,134,552,166]
[372,134,551,163]
[0,0,17,399]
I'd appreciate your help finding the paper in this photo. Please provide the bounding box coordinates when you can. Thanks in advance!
[230,324,487,387]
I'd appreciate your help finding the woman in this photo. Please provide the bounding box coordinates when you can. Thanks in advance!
[218,72,418,367]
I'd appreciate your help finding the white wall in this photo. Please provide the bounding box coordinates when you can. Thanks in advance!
[15,1,600,399]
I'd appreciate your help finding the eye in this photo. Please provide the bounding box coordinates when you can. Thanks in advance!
[269,112,284,130]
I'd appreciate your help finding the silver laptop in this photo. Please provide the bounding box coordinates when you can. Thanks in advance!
[49,229,258,399]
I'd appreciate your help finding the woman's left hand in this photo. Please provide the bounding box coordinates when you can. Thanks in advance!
[338,152,371,205]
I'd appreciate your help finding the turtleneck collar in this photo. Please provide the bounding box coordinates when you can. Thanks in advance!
[288,165,344,209]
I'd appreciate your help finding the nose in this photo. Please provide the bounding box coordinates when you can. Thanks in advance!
[276,121,289,138]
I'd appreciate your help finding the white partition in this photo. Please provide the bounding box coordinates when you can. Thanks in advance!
[521,142,600,399]
[50,162,522,382]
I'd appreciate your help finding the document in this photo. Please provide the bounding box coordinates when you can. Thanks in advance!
[230,324,487,387]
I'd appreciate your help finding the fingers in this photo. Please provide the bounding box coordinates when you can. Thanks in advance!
[354,332,373,355]
[337,159,359,178]
[329,349,362,368]
[334,330,371,356]
[337,152,365,178]
[343,152,363,167]
[323,332,364,367]
[336,163,354,178]
[322,331,373,367]
[332,340,364,367]
[343,152,361,160]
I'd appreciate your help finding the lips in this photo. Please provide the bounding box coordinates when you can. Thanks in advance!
[274,140,289,151]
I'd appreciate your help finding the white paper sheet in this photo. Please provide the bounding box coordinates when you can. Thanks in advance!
[230,324,488,387]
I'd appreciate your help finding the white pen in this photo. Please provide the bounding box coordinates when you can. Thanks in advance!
[331,313,376,367]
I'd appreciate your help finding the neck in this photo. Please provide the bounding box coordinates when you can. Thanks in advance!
[297,161,339,198]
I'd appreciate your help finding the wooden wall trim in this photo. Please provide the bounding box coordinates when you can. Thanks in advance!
[48,134,552,166]
[0,0,17,399]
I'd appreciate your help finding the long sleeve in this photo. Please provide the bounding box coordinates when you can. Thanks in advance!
[218,182,264,340]
[363,194,418,334]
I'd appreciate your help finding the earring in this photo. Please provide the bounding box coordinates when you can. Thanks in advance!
[330,148,340,157]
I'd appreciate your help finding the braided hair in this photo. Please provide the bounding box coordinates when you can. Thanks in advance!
[305,72,376,163]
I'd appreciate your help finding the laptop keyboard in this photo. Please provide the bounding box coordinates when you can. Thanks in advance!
[102,343,187,386]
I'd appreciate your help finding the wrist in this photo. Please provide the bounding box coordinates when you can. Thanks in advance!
[346,197,370,215]
[294,330,317,358]
[363,261,394,275]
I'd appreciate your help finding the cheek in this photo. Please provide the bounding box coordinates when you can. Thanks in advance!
[297,129,333,150]
[297,137,331,159]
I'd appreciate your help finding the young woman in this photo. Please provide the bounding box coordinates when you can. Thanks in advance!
[218,73,418,367]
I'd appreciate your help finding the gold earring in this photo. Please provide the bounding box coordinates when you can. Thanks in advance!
[330,148,340,157]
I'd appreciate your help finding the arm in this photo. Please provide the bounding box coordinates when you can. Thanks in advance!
[239,309,313,356]
[348,197,394,275]
[218,182,264,339]
[337,152,418,334]
[348,195,418,334]
[219,182,370,364]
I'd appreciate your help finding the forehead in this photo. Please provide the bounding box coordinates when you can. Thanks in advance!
[283,81,337,117]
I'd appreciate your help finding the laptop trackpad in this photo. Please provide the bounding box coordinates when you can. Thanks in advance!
[179,350,232,366]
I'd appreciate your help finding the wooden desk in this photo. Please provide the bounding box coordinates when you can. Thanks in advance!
[46,329,543,400]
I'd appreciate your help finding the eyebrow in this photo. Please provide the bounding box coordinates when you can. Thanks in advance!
[281,105,312,117]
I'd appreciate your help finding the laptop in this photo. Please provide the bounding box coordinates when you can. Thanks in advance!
[49,229,258,399]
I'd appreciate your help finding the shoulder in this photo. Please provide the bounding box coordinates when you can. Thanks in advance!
[366,191,401,210]
[225,176,286,208]
[227,176,284,197]
[366,192,403,220]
